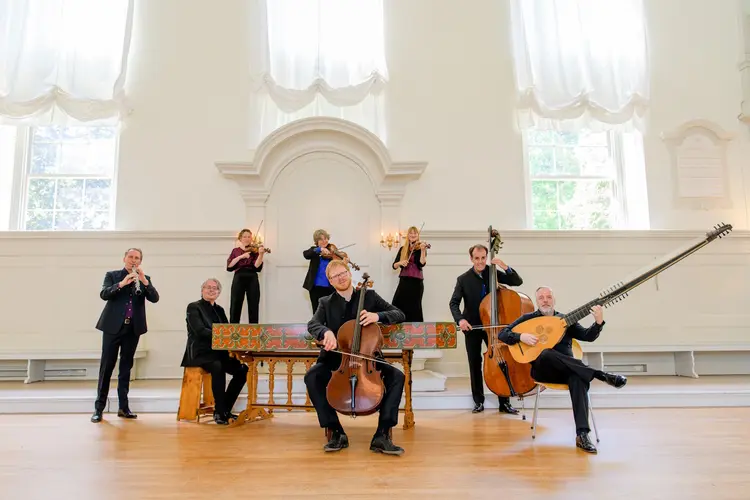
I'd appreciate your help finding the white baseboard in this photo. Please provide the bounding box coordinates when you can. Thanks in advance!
[2,375,748,414]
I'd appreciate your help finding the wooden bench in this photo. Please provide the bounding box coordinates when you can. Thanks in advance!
[580,344,750,378]
[177,367,215,422]
[0,350,147,383]
[211,322,458,429]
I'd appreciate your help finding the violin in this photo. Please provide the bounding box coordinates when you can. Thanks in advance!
[243,243,271,254]
[410,240,431,250]
[320,243,360,271]
[326,272,384,416]
[479,226,536,405]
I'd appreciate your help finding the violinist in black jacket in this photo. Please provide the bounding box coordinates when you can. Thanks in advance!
[91,248,159,423]
[449,244,523,415]
[302,229,336,312]
[305,259,406,455]
[180,278,248,425]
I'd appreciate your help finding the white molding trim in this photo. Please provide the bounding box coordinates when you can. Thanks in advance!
[418,228,747,240]
[215,117,428,207]
[1,228,748,241]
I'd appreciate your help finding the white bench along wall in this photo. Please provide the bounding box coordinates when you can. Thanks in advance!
[0,229,747,384]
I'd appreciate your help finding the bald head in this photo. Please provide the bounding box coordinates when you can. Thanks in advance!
[535,286,555,315]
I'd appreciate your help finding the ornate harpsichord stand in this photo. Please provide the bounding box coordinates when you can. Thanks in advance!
[212,322,457,429]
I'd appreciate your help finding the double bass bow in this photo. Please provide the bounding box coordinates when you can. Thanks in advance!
[507,223,733,363]
[326,273,384,416]
[479,226,537,409]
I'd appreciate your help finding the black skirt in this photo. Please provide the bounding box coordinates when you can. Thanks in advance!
[392,276,424,322]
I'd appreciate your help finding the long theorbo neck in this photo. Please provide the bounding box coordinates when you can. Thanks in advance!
[562,225,731,327]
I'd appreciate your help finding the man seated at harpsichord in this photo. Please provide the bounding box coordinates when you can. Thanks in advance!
[499,286,627,453]
[304,259,407,455]
[181,278,248,425]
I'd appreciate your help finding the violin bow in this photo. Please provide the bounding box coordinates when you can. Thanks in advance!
[461,323,511,331]
[253,220,264,245]
[406,222,425,260]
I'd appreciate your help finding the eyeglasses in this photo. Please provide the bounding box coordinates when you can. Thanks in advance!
[203,286,220,291]
[329,271,348,281]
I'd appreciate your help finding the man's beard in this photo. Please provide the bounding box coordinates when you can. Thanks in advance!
[333,279,352,292]
[539,305,554,315]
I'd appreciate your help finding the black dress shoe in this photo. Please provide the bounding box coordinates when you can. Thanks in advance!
[576,432,598,453]
[499,401,519,415]
[603,373,627,389]
[472,403,484,413]
[224,411,239,420]
[370,433,404,456]
[213,412,229,425]
[324,430,349,452]
[90,411,103,423]
[117,409,137,419]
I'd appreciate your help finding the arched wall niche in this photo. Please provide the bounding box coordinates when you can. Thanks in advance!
[215,116,439,374]
[216,117,427,210]
[216,117,429,297]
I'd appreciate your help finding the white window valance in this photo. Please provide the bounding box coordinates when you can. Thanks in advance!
[509,0,650,131]
[248,0,388,145]
[0,0,134,125]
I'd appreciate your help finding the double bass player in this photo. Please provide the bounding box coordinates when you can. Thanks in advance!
[449,244,523,414]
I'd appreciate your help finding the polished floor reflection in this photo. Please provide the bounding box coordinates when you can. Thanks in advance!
[2,408,749,500]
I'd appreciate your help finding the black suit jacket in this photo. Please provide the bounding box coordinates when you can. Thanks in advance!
[307,288,405,342]
[499,309,605,357]
[181,299,229,367]
[302,244,336,290]
[95,268,159,335]
[449,266,523,329]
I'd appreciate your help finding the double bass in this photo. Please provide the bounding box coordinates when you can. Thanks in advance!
[326,273,384,416]
[479,226,537,408]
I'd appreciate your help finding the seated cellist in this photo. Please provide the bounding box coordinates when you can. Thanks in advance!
[498,286,627,454]
[304,259,406,455]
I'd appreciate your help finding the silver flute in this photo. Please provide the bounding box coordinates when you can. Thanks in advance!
[132,266,142,295]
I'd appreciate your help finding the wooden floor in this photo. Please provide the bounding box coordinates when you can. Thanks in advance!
[2,409,749,499]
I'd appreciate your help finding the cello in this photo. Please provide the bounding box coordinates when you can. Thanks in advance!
[326,272,384,416]
[479,226,538,409]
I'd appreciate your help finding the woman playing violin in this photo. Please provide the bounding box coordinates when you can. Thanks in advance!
[391,226,428,322]
[302,229,339,312]
[226,228,266,323]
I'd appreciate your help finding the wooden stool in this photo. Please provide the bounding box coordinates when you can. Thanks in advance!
[177,367,215,422]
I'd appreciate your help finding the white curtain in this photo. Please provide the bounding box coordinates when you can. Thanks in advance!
[0,0,133,125]
[248,0,388,145]
[509,0,650,131]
